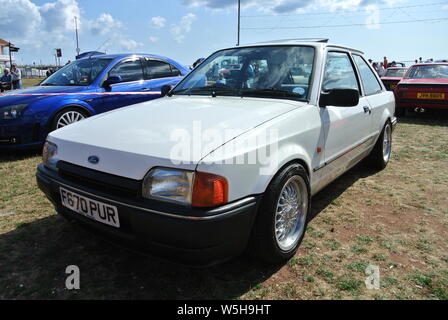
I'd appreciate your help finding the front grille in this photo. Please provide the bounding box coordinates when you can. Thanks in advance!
[57,161,140,199]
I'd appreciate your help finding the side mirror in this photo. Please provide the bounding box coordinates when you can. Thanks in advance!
[319,89,359,108]
[161,84,173,97]
[102,75,123,87]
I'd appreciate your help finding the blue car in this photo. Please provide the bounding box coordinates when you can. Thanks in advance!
[0,54,189,149]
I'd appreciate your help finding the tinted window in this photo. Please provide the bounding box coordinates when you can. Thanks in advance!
[353,55,382,95]
[172,45,315,101]
[406,65,448,79]
[40,58,111,86]
[385,68,407,77]
[146,60,178,79]
[322,52,359,92]
[109,59,144,82]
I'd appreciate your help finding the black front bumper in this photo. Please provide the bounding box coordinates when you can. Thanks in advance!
[36,164,261,266]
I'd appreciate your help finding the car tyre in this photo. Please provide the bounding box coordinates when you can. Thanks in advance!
[367,121,392,170]
[248,163,311,264]
[51,107,89,132]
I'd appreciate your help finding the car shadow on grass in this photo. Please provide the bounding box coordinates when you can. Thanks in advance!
[0,212,284,299]
[0,162,384,299]
[397,109,448,127]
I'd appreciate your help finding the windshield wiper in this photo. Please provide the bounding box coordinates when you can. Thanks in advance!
[172,85,240,97]
[40,82,57,86]
[240,88,302,99]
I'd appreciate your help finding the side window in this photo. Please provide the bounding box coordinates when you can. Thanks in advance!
[353,55,383,95]
[145,60,178,79]
[322,52,359,92]
[109,59,144,82]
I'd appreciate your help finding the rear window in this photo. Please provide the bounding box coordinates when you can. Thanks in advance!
[406,65,448,79]
[352,55,382,96]
[385,69,407,77]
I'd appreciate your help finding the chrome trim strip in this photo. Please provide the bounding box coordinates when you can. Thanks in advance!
[44,175,256,221]
[313,134,376,172]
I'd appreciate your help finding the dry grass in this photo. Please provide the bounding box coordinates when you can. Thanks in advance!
[0,111,447,300]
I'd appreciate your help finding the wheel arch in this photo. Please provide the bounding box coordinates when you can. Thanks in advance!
[46,103,93,131]
[258,154,312,197]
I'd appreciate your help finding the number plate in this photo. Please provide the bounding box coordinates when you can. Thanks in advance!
[417,92,445,100]
[60,187,120,228]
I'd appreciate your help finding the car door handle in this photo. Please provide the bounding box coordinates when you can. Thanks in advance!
[363,106,372,114]
[141,88,151,91]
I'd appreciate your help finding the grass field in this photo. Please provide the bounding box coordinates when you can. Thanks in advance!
[0,80,447,299]
[21,78,44,88]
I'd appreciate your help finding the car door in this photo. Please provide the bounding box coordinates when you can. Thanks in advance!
[142,58,184,96]
[352,54,387,138]
[319,51,373,179]
[96,58,149,113]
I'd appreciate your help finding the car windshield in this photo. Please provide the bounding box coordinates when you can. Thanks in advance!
[385,68,406,77]
[405,65,448,79]
[40,58,112,86]
[172,45,315,101]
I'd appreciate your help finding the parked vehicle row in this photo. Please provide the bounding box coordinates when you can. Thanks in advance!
[380,63,448,116]
[0,54,189,149]
[36,39,397,266]
[395,63,448,115]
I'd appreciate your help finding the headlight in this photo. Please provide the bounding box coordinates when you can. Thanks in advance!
[42,141,58,170]
[142,168,194,205]
[0,104,28,120]
[142,168,228,207]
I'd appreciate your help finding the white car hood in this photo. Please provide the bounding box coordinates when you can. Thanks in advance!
[49,95,302,180]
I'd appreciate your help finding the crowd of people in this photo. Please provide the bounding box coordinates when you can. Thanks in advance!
[0,64,22,92]
[367,56,402,76]
[368,56,439,77]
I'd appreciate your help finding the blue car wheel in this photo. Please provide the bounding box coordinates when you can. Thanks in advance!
[51,107,89,131]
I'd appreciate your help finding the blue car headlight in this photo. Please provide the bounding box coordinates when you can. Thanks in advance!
[0,104,28,120]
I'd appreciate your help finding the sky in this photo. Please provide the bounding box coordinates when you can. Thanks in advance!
[1,0,447,66]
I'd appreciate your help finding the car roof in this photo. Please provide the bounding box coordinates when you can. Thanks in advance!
[81,53,170,60]
[228,39,364,55]
[410,63,448,67]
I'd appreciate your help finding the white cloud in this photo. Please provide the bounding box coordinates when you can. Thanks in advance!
[182,0,404,13]
[40,0,80,33]
[117,38,143,50]
[170,13,197,43]
[150,16,166,28]
[149,36,159,42]
[90,13,123,36]
[0,0,81,48]
[0,0,42,38]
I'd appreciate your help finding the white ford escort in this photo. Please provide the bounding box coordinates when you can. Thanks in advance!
[37,39,396,265]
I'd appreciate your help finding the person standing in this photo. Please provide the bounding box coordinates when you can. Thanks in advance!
[379,62,386,76]
[10,64,22,89]
[372,62,380,74]
[383,57,388,68]
[0,68,12,92]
